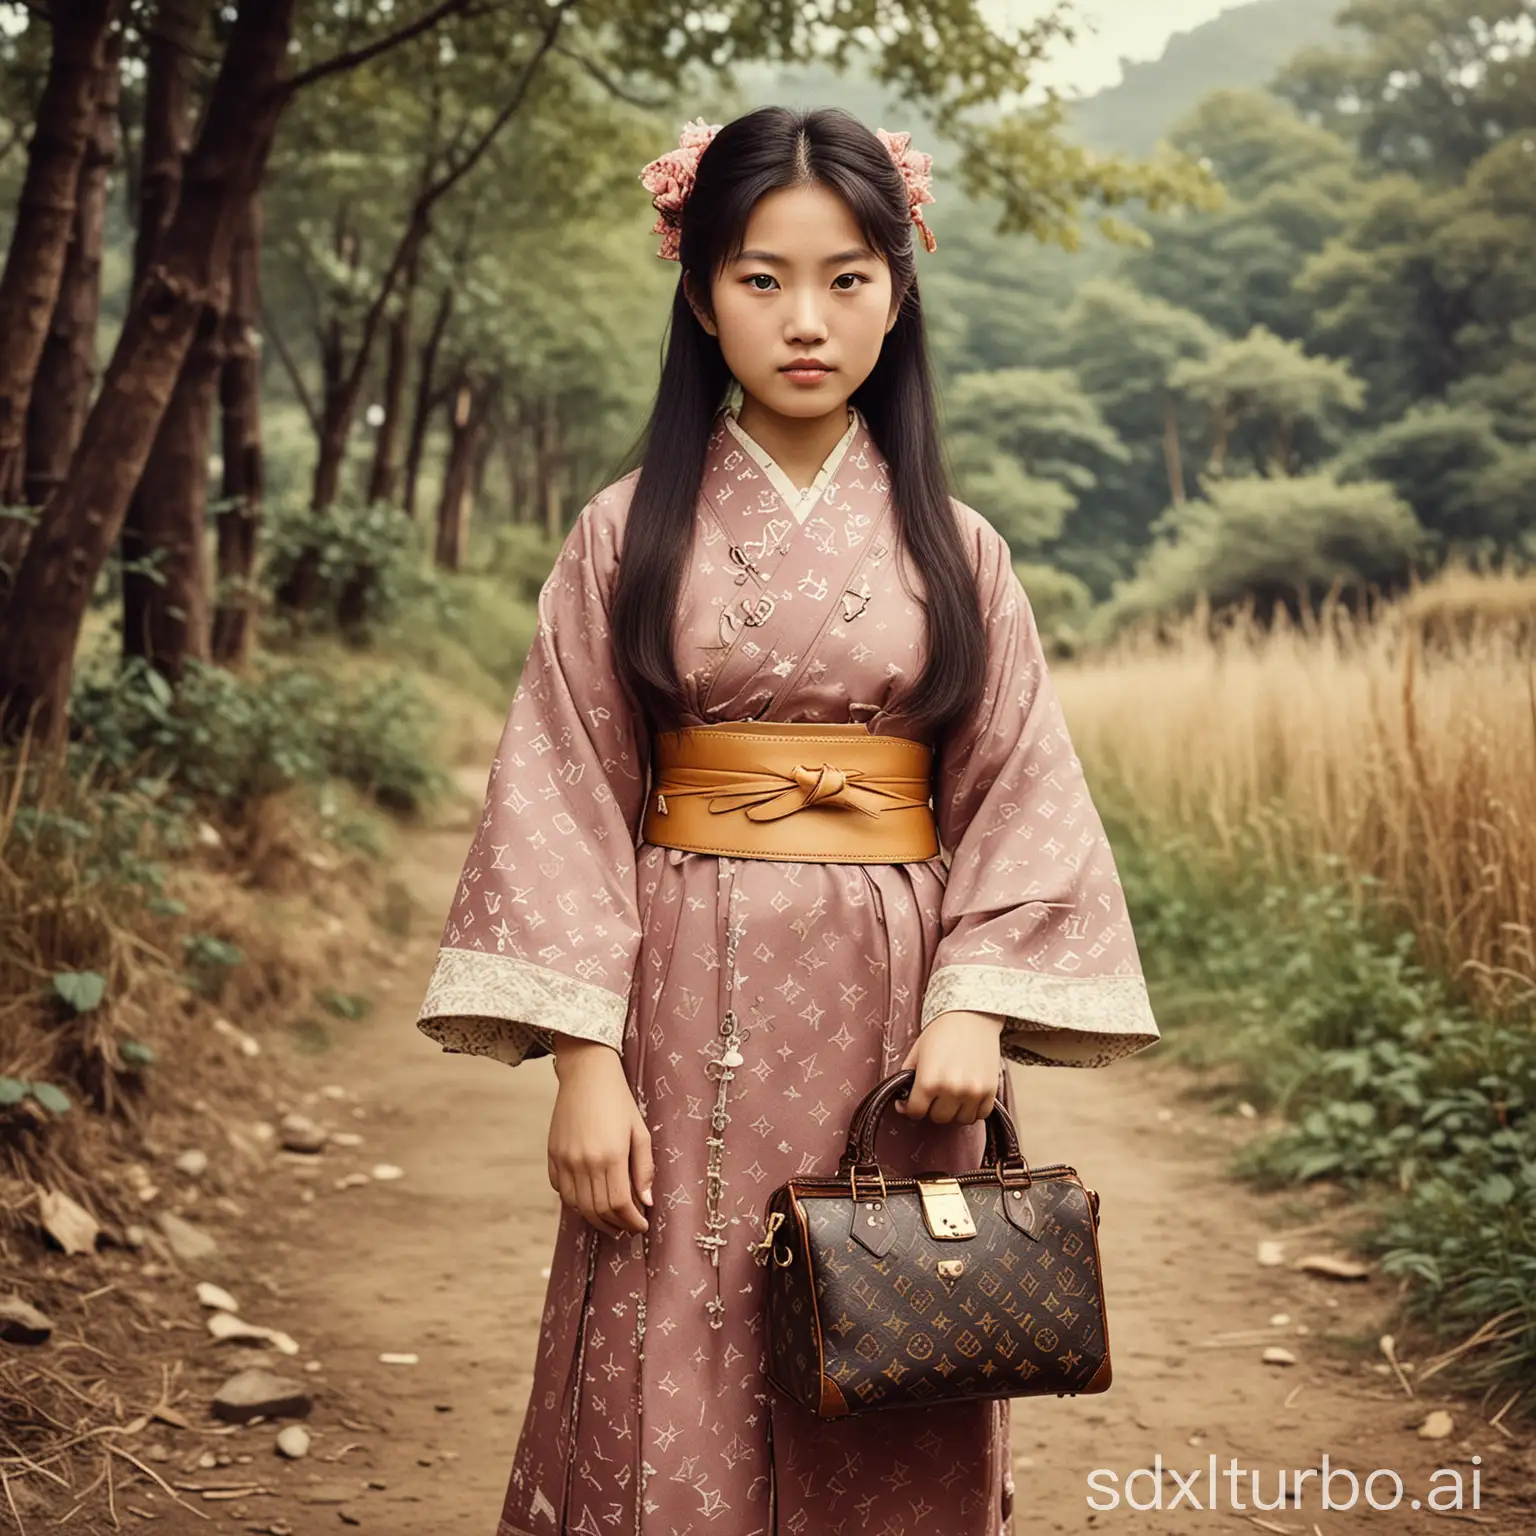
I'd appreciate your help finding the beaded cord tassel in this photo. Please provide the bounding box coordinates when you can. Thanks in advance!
[697,871,749,1328]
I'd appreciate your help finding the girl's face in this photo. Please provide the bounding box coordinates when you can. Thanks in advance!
[688,182,900,425]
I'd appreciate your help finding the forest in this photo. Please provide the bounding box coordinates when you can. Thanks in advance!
[1,0,1534,1526]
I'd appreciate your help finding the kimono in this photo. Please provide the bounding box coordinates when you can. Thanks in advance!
[416,405,1161,1536]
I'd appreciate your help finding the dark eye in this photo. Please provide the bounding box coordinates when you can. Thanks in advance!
[832,273,866,291]
[746,273,777,291]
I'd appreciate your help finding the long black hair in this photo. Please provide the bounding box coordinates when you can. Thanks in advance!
[611,105,986,740]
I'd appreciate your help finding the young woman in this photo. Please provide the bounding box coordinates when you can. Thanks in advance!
[416,106,1160,1536]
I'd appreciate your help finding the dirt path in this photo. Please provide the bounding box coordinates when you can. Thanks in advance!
[145,779,1533,1536]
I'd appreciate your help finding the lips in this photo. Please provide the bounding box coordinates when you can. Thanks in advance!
[781,358,833,384]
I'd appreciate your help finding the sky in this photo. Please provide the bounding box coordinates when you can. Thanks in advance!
[997,0,1253,97]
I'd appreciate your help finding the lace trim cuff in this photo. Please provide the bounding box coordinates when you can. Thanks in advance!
[920,964,1161,1069]
[415,948,627,1068]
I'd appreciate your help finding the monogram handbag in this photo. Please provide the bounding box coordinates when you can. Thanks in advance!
[751,1068,1112,1417]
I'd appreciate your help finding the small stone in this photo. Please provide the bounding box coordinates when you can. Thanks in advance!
[379,1353,419,1366]
[275,1424,311,1458]
[370,1163,404,1181]
[197,820,223,848]
[176,1149,210,1178]
[330,1132,364,1148]
[1418,1409,1454,1440]
[157,1210,218,1263]
[1256,1240,1285,1268]
[334,1173,370,1190]
[39,1189,100,1255]
[1236,1101,1257,1119]
[213,1016,262,1057]
[197,1281,240,1313]
[1261,1346,1297,1366]
[0,1293,54,1345]
[211,1368,312,1424]
[1294,1254,1370,1281]
[207,1312,300,1355]
[1269,1313,1290,1326]
[279,1113,327,1154]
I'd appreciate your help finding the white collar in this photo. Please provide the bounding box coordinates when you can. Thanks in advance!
[723,405,859,522]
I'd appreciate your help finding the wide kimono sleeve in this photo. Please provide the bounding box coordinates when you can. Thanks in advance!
[414,479,650,1068]
[918,506,1161,1068]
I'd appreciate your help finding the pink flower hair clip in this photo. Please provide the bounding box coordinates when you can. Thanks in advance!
[638,118,939,261]
[639,117,722,261]
[874,128,938,254]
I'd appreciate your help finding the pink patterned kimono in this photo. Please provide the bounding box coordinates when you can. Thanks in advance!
[416,407,1160,1536]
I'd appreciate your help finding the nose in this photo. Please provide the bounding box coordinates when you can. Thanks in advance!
[783,286,828,346]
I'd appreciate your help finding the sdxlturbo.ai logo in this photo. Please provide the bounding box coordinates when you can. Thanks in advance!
[1086,1454,1483,1514]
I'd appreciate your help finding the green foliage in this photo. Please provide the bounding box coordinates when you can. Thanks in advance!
[1274,0,1536,181]
[263,498,428,638]
[946,367,1128,554]
[52,971,106,1015]
[0,1078,71,1116]
[69,655,447,819]
[181,932,245,997]
[1014,561,1093,650]
[1109,814,1536,1385]
[1100,472,1427,630]
[1332,402,1527,549]
[318,989,371,1020]
[1170,325,1366,475]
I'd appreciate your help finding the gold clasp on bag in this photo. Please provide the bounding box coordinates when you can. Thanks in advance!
[751,1209,786,1268]
[917,1177,976,1239]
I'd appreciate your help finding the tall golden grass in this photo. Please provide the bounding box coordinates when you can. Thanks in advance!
[1061,570,1536,1023]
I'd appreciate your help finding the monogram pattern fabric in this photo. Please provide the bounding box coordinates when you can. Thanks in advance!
[415,409,1161,1536]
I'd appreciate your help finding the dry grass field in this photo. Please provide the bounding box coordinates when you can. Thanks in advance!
[1060,567,1536,1026]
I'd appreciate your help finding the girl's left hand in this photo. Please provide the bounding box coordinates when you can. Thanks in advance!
[893,1010,1005,1125]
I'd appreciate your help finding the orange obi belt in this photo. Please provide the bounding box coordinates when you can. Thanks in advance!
[641,721,939,864]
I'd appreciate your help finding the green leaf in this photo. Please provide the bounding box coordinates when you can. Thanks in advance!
[119,1040,157,1068]
[29,1082,71,1115]
[145,667,174,708]
[53,971,107,1013]
[0,1077,29,1106]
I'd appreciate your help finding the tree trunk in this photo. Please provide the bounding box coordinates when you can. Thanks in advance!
[403,284,452,520]
[309,216,359,513]
[132,0,203,289]
[0,0,299,745]
[24,25,122,511]
[121,0,211,681]
[121,304,222,679]
[0,0,121,524]
[211,190,265,668]
[434,375,484,572]
[365,224,419,507]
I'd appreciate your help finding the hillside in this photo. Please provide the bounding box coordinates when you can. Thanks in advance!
[1067,0,1343,153]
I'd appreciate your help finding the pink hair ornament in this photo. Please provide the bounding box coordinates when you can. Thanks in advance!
[638,118,939,261]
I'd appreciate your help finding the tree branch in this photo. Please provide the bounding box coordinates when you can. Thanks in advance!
[258,304,322,435]
[282,0,506,93]
[551,40,668,109]
[330,1,573,416]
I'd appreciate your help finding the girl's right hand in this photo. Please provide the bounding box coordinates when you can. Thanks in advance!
[548,1039,654,1239]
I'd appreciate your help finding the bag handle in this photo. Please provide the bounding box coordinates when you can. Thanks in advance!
[835,1068,1026,1174]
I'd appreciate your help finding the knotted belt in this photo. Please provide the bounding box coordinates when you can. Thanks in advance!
[641,721,939,863]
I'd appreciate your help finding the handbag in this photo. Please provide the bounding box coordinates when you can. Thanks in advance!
[751,1068,1112,1418]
